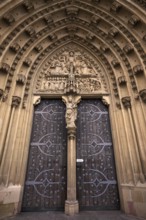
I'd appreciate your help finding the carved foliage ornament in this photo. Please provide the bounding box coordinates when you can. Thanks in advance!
[35,47,108,96]
[139,89,146,103]
[12,96,21,108]
[121,96,131,108]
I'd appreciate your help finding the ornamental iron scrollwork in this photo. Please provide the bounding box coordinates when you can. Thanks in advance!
[22,100,67,211]
[76,99,120,209]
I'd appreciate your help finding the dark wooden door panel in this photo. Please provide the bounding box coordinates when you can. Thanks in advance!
[22,100,67,211]
[76,99,120,210]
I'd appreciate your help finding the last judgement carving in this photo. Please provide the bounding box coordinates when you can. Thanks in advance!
[35,47,108,95]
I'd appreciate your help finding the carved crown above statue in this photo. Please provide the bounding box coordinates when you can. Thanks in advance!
[35,45,108,96]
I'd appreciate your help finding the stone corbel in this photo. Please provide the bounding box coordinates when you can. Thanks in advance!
[102,96,110,106]
[33,96,41,106]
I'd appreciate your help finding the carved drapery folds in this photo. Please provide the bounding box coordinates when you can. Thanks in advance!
[62,95,81,129]
[35,46,108,96]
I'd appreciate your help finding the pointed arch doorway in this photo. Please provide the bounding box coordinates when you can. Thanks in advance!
[22,98,120,212]
[22,45,120,213]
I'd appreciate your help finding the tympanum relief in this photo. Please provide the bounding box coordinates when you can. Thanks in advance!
[35,47,108,96]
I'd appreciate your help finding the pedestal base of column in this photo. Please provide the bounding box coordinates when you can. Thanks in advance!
[65,200,79,215]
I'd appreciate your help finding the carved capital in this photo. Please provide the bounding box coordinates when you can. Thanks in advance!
[0,63,10,74]
[62,95,81,129]
[139,89,146,103]
[16,74,26,85]
[12,96,21,108]
[121,96,131,108]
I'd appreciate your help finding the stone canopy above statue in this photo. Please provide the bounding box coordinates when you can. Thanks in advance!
[35,45,108,96]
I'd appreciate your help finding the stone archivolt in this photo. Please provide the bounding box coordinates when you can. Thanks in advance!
[0,0,146,219]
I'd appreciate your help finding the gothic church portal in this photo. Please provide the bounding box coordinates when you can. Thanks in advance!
[0,0,146,219]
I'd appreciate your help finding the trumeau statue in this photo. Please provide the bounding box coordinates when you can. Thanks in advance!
[62,95,81,129]
[35,46,108,95]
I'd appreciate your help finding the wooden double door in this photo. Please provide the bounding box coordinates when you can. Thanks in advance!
[22,99,120,211]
